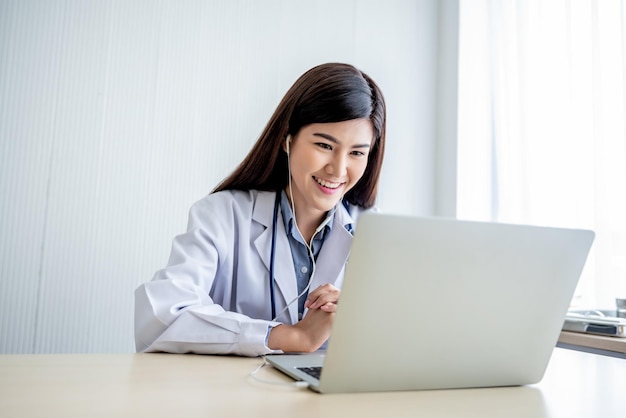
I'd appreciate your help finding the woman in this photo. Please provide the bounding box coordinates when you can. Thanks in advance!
[134,63,386,356]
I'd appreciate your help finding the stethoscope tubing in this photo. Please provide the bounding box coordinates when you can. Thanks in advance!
[269,191,280,320]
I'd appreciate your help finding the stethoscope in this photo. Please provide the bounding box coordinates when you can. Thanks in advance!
[268,191,352,321]
[269,191,281,320]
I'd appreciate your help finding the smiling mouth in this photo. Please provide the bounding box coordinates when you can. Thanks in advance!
[313,176,344,190]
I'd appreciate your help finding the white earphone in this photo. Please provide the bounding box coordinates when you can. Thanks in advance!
[285,135,291,155]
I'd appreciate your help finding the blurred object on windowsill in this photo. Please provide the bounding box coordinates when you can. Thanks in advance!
[563,297,626,338]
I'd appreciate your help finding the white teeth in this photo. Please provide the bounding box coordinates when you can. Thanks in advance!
[315,177,341,189]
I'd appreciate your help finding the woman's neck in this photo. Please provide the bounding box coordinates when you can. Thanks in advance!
[286,190,325,245]
[296,217,322,245]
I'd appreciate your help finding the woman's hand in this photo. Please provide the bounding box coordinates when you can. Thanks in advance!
[305,283,340,312]
[267,284,341,352]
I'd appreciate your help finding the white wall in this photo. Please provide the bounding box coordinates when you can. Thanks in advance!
[0,0,458,353]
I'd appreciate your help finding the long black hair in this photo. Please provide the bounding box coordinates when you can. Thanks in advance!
[213,63,386,208]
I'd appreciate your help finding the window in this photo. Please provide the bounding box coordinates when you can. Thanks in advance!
[457,0,626,308]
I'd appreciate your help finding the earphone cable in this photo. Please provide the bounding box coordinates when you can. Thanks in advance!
[248,358,310,389]
[272,141,318,321]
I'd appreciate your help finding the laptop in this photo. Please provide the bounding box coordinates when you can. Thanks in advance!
[265,213,594,393]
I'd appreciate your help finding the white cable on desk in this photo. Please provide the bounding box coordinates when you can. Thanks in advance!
[248,359,310,389]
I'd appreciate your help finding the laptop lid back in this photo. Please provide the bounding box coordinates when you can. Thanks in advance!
[317,213,594,393]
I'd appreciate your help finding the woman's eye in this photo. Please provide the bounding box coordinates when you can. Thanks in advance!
[351,150,366,157]
[316,143,332,150]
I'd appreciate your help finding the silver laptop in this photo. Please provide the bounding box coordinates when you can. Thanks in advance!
[265,213,594,393]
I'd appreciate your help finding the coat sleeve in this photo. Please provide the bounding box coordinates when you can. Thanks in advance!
[134,193,282,357]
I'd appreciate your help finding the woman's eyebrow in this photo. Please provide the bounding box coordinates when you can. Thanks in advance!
[312,132,371,148]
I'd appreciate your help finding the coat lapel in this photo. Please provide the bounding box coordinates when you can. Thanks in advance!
[308,203,354,292]
[252,191,275,272]
[252,191,298,323]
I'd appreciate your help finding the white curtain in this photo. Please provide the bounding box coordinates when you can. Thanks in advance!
[457,0,626,308]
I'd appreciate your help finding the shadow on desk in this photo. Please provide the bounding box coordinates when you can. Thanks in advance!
[253,361,547,418]
[300,386,547,418]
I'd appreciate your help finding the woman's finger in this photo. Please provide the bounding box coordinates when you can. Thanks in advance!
[319,302,337,313]
[305,284,340,309]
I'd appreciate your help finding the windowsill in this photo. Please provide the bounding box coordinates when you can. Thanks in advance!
[557,331,626,359]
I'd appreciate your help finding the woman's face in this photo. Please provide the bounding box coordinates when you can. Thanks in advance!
[285,118,374,223]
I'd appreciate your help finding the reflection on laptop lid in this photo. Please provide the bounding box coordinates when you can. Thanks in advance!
[265,213,595,394]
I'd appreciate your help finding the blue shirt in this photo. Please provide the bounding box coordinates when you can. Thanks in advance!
[279,191,334,319]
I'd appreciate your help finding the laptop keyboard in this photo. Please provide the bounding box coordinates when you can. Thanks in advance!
[297,366,322,380]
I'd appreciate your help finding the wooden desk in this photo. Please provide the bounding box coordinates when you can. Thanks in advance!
[0,348,624,418]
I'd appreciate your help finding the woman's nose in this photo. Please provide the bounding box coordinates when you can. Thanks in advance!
[326,153,347,176]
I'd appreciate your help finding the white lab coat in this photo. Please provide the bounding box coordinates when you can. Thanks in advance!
[134,189,364,357]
